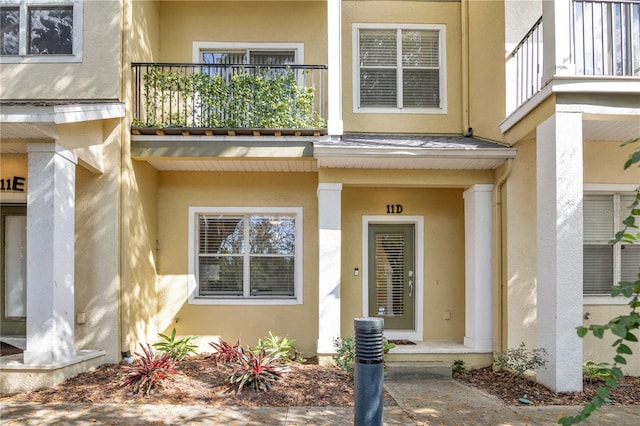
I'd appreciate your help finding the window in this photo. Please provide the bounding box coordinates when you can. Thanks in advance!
[0,0,82,62]
[188,207,303,305]
[353,24,446,113]
[584,192,640,295]
[192,42,303,65]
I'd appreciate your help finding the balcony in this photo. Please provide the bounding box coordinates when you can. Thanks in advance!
[508,0,640,111]
[132,63,327,137]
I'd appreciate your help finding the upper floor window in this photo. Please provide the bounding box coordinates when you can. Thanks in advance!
[0,0,82,63]
[584,192,640,296]
[192,42,304,65]
[353,24,447,114]
[188,207,303,305]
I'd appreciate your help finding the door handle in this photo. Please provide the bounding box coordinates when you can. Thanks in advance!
[409,280,413,297]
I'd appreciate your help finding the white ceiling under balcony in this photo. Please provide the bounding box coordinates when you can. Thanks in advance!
[582,119,640,142]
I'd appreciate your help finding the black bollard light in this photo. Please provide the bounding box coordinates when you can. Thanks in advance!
[354,317,384,426]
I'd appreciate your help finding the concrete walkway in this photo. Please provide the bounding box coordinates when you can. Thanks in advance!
[1,378,639,425]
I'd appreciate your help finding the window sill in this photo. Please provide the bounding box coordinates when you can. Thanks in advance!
[583,295,633,305]
[189,297,301,306]
[0,54,82,64]
[354,106,447,115]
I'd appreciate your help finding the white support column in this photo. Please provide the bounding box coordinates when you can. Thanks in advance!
[24,143,78,365]
[463,184,494,351]
[327,0,343,136]
[317,183,342,356]
[536,112,583,392]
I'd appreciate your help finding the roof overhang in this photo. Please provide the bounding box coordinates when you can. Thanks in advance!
[0,101,126,142]
[131,133,517,172]
[314,134,517,170]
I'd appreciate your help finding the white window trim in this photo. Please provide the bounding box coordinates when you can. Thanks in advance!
[188,206,303,306]
[583,184,639,305]
[0,0,83,63]
[352,23,447,115]
[192,41,304,64]
[361,215,424,341]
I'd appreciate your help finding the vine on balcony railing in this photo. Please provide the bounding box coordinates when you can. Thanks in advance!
[133,64,326,130]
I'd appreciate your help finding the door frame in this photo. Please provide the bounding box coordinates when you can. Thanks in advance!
[362,215,424,341]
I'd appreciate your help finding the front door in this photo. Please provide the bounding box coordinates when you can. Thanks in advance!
[0,205,27,336]
[368,224,415,330]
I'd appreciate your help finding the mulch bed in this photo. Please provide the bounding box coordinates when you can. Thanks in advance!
[454,367,640,406]
[0,342,23,356]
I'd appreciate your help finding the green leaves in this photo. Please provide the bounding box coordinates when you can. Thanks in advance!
[152,328,198,362]
[138,66,325,130]
[120,344,178,395]
[493,342,548,378]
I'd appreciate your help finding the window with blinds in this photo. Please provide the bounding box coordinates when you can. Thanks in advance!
[584,193,640,295]
[374,233,406,317]
[354,24,445,112]
[196,212,298,299]
[201,50,296,66]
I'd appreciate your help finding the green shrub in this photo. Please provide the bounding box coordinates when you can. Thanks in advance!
[256,331,301,362]
[209,337,242,367]
[582,361,611,384]
[333,336,356,375]
[452,359,466,373]
[120,344,177,395]
[229,346,287,393]
[332,335,395,375]
[494,342,548,378]
[152,328,198,362]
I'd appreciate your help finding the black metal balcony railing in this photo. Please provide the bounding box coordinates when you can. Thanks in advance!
[572,0,640,77]
[132,63,327,134]
[508,17,543,109]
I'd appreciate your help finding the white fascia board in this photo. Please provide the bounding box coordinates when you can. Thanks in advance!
[550,76,640,95]
[0,103,125,124]
[501,77,640,134]
[314,146,517,159]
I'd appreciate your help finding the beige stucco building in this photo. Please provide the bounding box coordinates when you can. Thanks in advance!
[1,0,638,394]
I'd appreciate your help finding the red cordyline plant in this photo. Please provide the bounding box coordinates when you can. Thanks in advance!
[209,337,242,367]
[229,346,287,393]
[120,344,178,395]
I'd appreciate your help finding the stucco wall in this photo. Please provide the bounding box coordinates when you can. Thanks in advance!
[504,137,538,352]
[342,0,462,134]
[0,0,121,100]
[74,120,122,363]
[341,186,466,341]
[153,171,319,355]
[467,0,506,142]
[157,1,327,65]
[122,160,161,355]
[504,136,640,372]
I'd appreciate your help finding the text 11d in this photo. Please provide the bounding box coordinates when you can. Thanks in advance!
[386,204,403,214]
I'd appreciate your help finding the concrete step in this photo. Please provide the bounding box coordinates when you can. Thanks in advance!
[385,361,452,380]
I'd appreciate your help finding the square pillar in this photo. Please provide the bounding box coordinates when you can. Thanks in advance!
[317,183,342,356]
[536,112,583,392]
[24,143,78,364]
[463,184,494,351]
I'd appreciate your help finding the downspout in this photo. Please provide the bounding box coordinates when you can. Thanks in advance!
[493,159,513,354]
[461,0,472,137]
[118,0,130,358]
